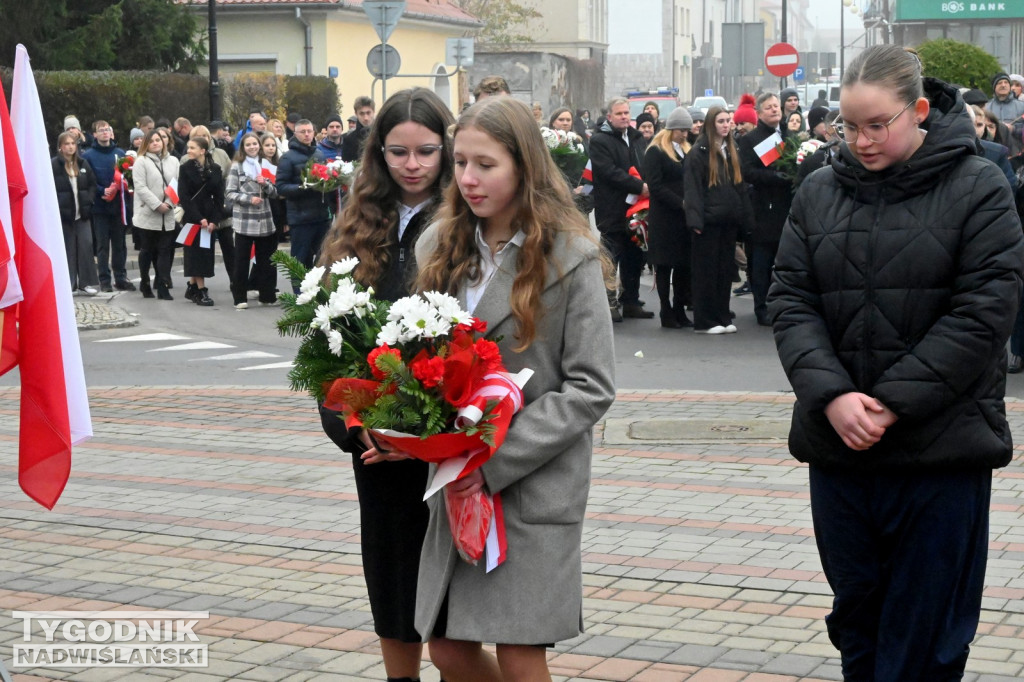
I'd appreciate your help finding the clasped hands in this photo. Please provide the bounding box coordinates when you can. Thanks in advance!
[824,392,898,451]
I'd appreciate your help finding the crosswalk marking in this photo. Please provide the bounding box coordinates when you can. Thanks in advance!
[96,333,190,343]
[238,361,294,371]
[191,351,279,361]
[148,342,235,352]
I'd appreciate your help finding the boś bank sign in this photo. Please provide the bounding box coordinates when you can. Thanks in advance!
[895,1,1024,20]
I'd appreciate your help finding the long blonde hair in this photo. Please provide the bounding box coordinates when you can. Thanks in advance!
[56,131,81,176]
[647,127,690,161]
[704,106,743,187]
[415,97,600,350]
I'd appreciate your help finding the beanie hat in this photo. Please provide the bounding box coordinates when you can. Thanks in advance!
[962,88,989,106]
[64,115,81,131]
[807,106,830,132]
[780,88,799,105]
[1012,74,1024,85]
[325,114,343,127]
[634,112,656,129]
[687,107,705,122]
[286,112,301,124]
[993,72,1010,90]
[664,107,693,130]
[129,128,144,144]
[732,94,758,126]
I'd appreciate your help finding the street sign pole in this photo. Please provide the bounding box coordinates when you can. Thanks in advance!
[363,1,406,101]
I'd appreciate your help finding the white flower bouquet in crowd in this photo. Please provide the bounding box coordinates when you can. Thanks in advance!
[795,139,825,165]
[540,126,588,182]
[300,157,357,193]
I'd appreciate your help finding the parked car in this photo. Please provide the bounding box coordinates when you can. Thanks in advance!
[691,95,729,114]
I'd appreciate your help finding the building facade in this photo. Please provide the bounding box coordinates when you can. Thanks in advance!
[183,0,481,116]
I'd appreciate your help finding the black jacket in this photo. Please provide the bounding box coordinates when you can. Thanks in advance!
[683,137,753,238]
[641,144,688,266]
[178,160,225,226]
[737,120,793,243]
[276,139,332,225]
[768,78,1024,472]
[52,156,97,224]
[342,124,370,163]
[589,121,646,234]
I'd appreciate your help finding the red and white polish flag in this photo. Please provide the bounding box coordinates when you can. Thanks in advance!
[754,132,784,167]
[164,177,179,205]
[6,44,92,509]
[260,159,277,183]
[176,223,201,246]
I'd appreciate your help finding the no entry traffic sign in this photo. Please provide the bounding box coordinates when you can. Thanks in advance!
[765,42,799,78]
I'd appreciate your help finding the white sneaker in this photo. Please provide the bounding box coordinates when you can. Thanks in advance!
[82,286,99,295]
[695,325,728,334]
[235,302,248,310]
[723,324,737,333]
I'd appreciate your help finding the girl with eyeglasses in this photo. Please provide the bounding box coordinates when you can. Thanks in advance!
[769,44,1024,680]
[316,87,454,682]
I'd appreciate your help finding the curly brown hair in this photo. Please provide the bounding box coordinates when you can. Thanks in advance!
[415,97,602,351]
[318,88,455,289]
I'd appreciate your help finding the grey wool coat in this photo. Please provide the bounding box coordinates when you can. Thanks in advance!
[413,224,616,645]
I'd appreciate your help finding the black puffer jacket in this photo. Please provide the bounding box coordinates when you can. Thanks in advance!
[768,78,1024,472]
[683,137,754,237]
[276,139,333,225]
[589,120,645,234]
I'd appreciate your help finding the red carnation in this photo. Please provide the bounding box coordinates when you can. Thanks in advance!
[367,344,401,380]
[410,352,445,388]
[474,339,502,372]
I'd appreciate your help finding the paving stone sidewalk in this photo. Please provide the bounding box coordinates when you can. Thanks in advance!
[0,387,1023,681]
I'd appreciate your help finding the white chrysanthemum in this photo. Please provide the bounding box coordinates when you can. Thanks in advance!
[422,291,469,325]
[388,295,432,323]
[312,304,334,332]
[326,329,344,356]
[296,266,325,305]
[421,315,451,339]
[327,280,361,315]
[330,257,359,276]
[376,320,403,346]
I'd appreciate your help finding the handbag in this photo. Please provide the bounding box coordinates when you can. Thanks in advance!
[173,205,185,223]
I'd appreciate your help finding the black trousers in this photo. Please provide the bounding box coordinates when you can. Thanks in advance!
[137,229,176,290]
[750,240,779,321]
[691,223,736,330]
[601,229,644,306]
[809,465,991,682]
[232,233,278,305]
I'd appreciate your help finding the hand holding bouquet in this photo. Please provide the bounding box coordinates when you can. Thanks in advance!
[541,126,588,182]
[273,254,531,569]
[114,156,134,191]
[627,198,650,252]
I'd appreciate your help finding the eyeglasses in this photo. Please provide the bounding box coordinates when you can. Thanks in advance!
[834,100,915,144]
[382,144,443,168]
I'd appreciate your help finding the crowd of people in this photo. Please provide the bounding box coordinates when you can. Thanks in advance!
[53,98,377,308]
[50,50,1024,681]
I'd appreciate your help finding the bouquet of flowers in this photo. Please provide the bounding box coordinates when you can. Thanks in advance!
[541,126,588,183]
[795,138,825,165]
[626,198,650,252]
[114,155,134,191]
[770,135,809,187]
[271,251,384,401]
[273,252,531,570]
[301,157,357,194]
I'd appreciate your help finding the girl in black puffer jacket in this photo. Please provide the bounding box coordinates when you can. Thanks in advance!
[769,45,1024,681]
[52,131,99,293]
[684,106,754,333]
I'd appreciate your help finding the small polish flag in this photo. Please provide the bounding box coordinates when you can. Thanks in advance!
[260,159,277,183]
[176,223,200,246]
[164,177,179,204]
[754,132,784,166]
[249,244,256,265]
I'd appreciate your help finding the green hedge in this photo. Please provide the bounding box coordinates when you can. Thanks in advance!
[916,39,1003,96]
[0,69,339,147]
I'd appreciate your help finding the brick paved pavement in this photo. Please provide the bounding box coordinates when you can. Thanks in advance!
[1,387,1023,681]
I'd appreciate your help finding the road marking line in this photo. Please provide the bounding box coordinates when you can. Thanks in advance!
[238,361,294,371]
[191,351,279,361]
[148,342,235,352]
[96,333,191,343]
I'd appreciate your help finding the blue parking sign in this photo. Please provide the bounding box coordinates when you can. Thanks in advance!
[793,67,805,82]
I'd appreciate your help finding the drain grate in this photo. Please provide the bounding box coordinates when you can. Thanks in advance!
[603,418,790,444]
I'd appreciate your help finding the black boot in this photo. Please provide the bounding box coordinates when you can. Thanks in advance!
[195,287,214,306]
[660,312,682,329]
[139,280,154,299]
[185,281,198,303]
[156,283,173,301]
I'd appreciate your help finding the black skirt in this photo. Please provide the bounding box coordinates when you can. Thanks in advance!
[319,405,429,642]
[183,239,215,278]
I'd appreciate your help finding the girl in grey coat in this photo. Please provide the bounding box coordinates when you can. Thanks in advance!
[414,96,616,681]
